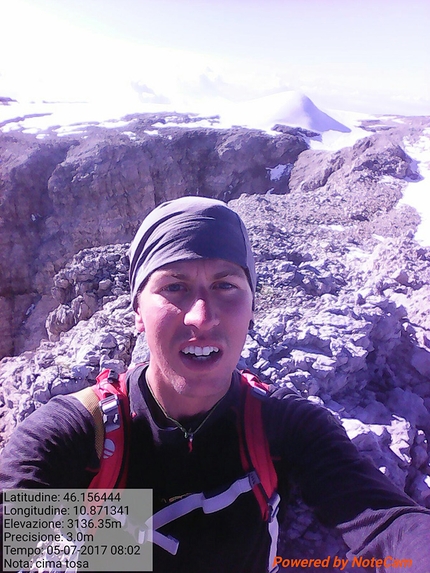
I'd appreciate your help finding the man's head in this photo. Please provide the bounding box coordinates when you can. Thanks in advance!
[129,196,256,417]
[129,196,256,311]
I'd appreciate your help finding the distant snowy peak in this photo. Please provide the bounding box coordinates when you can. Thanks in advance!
[221,91,350,133]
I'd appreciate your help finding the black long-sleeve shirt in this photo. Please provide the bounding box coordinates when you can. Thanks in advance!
[1,368,429,572]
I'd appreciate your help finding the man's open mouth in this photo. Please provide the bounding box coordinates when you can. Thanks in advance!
[181,345,221,361]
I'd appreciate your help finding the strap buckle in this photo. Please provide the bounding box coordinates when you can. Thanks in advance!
[100,395,121,433]
[268,492,280,522]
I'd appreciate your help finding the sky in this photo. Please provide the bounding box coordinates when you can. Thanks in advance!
[1,0,429,116]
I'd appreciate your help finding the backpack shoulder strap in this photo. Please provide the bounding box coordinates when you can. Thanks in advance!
[73,385,105,459]
[239,370,278,520]
[239,370,281,572]
[73,368,131,489]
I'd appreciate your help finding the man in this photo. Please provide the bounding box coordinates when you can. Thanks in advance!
[1,196,429,573]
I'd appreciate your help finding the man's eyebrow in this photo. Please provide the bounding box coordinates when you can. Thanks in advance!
[156,267,246,280]
[213,269,246,279]
[160,272,188,279]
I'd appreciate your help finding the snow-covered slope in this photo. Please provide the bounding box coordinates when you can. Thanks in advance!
[0,90,349,135]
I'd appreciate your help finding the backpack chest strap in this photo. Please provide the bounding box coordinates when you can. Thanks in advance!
[113,470,262,555]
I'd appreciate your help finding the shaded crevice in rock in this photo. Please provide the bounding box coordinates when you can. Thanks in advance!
[0,136,75,356]
[0,137,74,294]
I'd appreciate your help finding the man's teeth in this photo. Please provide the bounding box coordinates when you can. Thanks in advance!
[182,346,220,356]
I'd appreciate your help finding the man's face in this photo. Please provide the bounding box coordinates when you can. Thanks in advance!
[135,258,253,415]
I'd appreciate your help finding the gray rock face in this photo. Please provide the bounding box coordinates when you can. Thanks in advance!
[1,112,430,565]
[0,113,307,358]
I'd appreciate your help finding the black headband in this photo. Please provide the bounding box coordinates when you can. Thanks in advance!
[129,196,256,309]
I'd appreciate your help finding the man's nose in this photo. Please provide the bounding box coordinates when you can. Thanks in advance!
[183,296,220,330]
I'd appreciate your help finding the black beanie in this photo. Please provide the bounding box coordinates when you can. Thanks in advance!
[129,196,256,309]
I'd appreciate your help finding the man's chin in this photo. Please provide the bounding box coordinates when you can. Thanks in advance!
[172,364,233,399]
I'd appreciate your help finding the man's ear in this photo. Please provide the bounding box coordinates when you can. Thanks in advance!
[135,308,145,333]
[248,306,254,331]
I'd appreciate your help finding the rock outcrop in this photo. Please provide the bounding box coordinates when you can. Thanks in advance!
[1,112,430,569]
[0,113,307,358]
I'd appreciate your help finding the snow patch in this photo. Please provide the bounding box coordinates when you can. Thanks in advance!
[123,131,138,140]
[398,129,430,246]
[267,164,291,181]
[99,119,132,129]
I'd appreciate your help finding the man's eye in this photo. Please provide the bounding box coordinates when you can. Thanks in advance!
[162,283,184,292]
[215,282,235,290]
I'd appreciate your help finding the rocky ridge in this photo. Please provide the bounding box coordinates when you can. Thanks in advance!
[1,112,430,570]
[0,112,307,358]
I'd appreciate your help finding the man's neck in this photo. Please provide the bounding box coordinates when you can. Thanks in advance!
[145,369,230,420]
